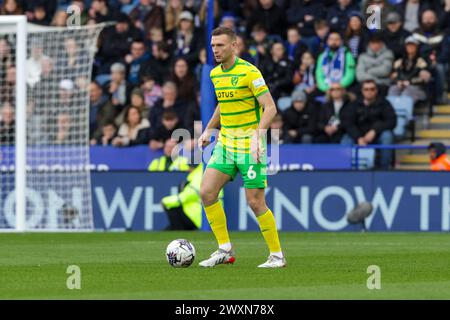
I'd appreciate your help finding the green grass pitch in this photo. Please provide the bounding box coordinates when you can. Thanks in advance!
[1,232,450,299]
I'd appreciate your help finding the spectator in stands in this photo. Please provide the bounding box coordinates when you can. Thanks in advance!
[129,0,164,39]
[51,9,69,27]
[112,105,150,146]
[108,62,131,114]
[1,64,15,105]
[315,83,350,143]
[381,12,411,60]
[316,31,356,93]
[58,79,75,111]
[220,12,238,32]
[115,87,148,125]
[125,39,150,86]
[388,36,431,104]
[292,51,317,96]
[0,102,15,145]
[247,24,273,67]
[235,34,254,64]
[260,42,294,101]
[309,20,330,58]
[395,0,436,33]
[51,112,76,145]
[282,90,316,144]
[286,0,323,45]
[90,122,118,146]
[139,41,171,85]
[96,13,141,74]
[60,38,90,90]
[145,26,164,50]
[165,0,184,33]
[148,138,190,171]
[247,0,286,38]
[413,9,447,104]
[89,0,119,23]
[344,12,370,59]
[326,0,360,33]
[69,0,89,25]
[149,81,184,127]
[89,81,116,140]
[27,1,51,26]
[341,79,397,169]
[26,38,49,87]
[0,0,23,15]
[140,74,162,110]
[32,56,55,114]
[428,142,450,171]
[285,26,308,69]
[149,109,184,150]
[169,57,198,104]
[356,33,394,95]
[168,10,202,67]
[363,0,396,30]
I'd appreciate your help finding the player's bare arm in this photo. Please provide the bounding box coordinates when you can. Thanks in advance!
[198,105,220,148]
[251,91,277,163]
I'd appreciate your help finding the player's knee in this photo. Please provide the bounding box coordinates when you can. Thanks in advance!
[247,197,263,214]
[200,186,218,206]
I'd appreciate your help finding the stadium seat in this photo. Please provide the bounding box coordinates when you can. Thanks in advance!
[387,96,415,141]
[95,74,111,87]
[352,148,376,170]
[277,96,292,111]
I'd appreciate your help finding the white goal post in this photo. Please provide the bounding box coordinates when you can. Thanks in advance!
[0,16,104,231]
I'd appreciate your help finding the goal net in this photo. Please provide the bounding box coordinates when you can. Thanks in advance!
[0,17,104,231]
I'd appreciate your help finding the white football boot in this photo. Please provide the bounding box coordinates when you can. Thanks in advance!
[199,248,235,267]
[257,255,287,268]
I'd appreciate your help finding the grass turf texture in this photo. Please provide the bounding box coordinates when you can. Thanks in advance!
[1,232,450,299]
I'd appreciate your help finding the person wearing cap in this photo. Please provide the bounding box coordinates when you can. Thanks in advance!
[282,90,316,144]
[129,0,164,37]
[381,11,411,60]
[428,142,450,171]
[326,0,360,33]
[356,32,394,95]
[169,10,202,66]
[388,35,431,103]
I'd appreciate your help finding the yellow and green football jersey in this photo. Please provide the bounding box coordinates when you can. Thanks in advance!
[210,57,269,153]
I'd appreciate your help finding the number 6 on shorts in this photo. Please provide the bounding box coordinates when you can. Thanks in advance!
[247,165,257,180]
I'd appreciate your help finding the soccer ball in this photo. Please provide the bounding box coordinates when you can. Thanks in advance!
[166,239,196,268]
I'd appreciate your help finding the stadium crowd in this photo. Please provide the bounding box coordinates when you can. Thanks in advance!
[1,0,450,168]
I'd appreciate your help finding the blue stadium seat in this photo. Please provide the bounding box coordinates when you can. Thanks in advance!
[277,96,292,111]
[387,96,415,140]
[95,74,111,87]
[353,148,376,170]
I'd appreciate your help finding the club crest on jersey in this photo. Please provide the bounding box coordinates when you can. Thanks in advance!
[231,76,238,86]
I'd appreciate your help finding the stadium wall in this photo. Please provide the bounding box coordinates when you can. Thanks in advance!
[87,171,450,232]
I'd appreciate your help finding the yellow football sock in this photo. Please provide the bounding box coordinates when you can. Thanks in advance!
[257,209,282,254]
[204,201,230,247]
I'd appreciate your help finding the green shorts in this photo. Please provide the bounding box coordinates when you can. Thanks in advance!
[206,141,267,189]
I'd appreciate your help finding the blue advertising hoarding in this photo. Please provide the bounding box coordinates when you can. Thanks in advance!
[89,171,450,232]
